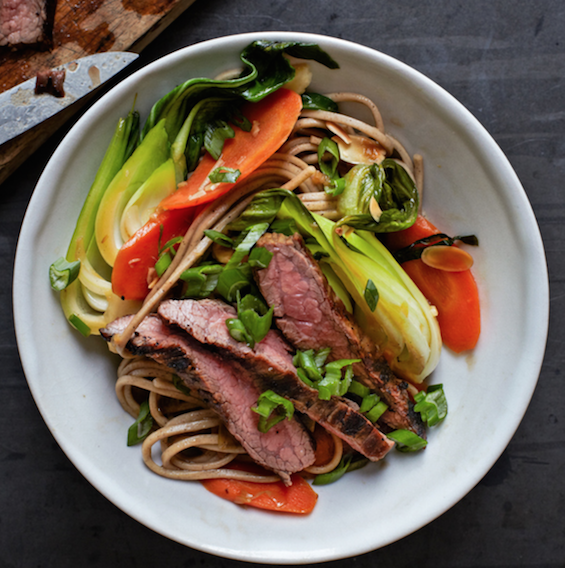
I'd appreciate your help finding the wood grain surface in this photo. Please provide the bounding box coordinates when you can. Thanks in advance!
[0,0,197,185]
[0,0,196,92]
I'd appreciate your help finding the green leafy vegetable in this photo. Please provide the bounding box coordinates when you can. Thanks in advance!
[127,400,153,446]
[317,137,340,180]
[301,92,339,112]
[336,159,419,233]
[413,384,448,426]
[204,120,235,160]
[251,389,295,433]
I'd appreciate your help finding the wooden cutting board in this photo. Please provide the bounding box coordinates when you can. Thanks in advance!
[0,0,197,184]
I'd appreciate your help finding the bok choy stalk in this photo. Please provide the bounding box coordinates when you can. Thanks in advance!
[252,188,440,382]
[141,40,339,182]
[56,111,143,336]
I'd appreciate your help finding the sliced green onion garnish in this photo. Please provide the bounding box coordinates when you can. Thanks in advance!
[49,257,81,291]
[248,246,273,269]
[154,251,172,277]
[225,222,270,269]
[317,137,340,180]
[359,392,381,413]
[313,454,369,486]
[313,455,352,486]
[203,230,234,248]
[365,400,388,423]
[387,429,428,452]
[251,390,294,433]
[348,379,370,399]
[208,166,241,184]
[68,314,91,337]
[226,318,254,348]
[216,267,252,302]
[172,375,192,396]
[414,384,448,427]
[127,399,153,446]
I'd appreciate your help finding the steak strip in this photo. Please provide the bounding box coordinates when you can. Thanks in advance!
[101,314,316,484]
[254,231,425,438]
[158,299,394,461]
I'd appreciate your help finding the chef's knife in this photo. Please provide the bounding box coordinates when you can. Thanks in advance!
[0,51,139,146]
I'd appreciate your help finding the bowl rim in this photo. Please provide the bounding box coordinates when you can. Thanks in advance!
[13,31,549,563]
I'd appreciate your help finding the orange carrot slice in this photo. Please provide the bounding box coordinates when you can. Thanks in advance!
[202,462,318,514]
[112,207,198,301]
[385,215,481,353]
[160,88,302,209]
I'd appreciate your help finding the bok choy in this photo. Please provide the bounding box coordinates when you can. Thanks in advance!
[242,188,441,382]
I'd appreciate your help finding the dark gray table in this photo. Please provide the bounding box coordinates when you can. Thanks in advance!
[2,1,563,566]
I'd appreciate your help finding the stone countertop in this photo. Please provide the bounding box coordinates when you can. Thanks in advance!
[1,1,563,566]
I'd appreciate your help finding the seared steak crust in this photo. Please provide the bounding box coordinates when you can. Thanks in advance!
[254,232,425,438]
[158,299,394,460]
[101,314,316,483]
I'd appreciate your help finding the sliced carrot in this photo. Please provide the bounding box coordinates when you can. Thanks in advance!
[385,215,480,353]
[112,207,197,301]
[160,88,303,210]
[201,462,318,514]
[383,215,440,252]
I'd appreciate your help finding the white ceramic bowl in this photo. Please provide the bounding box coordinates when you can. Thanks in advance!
[13,32,548,563]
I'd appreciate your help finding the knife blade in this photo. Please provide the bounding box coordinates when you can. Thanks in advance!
[0,51,139,146]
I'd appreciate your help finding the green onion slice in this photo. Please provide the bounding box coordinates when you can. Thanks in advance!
[127,400,153,446]
[208,166,241,184]
[49,257,81,291]
[251,390,294,433]
[313,454,369,485]
[68,314,91,337]
[387,429,428,452]
[414,384,448,427]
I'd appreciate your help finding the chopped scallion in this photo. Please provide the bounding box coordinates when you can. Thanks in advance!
[49,257,81,291]
[127,399,153,446]
[251,390,294,433]
[414,384,448,427]
[387,429,428,452]
[68,314,91,337]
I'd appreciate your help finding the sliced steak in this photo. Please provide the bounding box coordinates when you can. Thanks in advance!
[254,231,425,438]
[101,314,316,484]
[0,0,56,49]
[158,298,394,461]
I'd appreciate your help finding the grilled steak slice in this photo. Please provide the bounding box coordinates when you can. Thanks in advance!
[158,299,394,461]
[101,314,316,484]
[254,232,425,438]
[0,0,56,49]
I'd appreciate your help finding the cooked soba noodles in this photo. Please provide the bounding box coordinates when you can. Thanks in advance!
[110,91,419,484]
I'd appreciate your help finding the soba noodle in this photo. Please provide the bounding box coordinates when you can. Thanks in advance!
[112,91,419,485]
